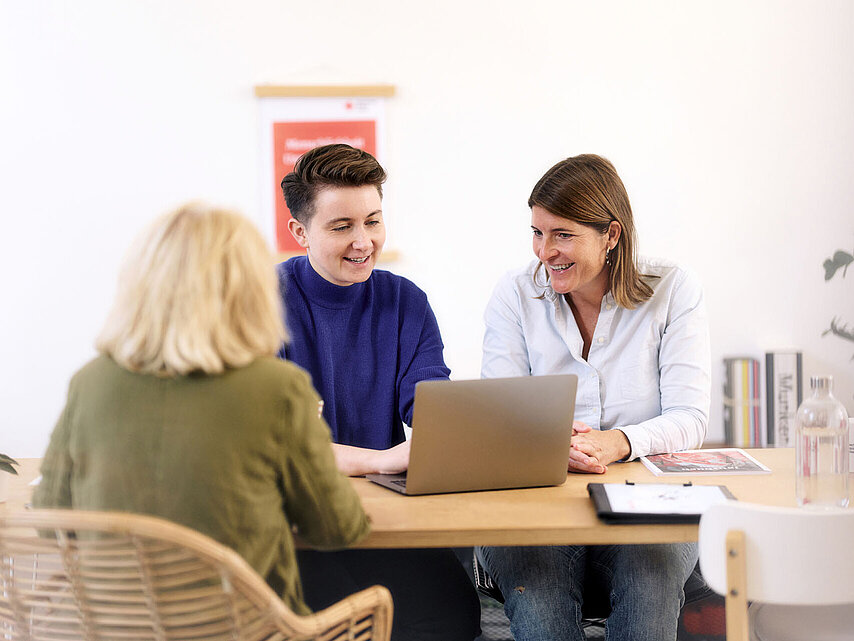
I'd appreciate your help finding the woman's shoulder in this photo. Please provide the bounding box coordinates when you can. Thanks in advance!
[370,268,431,305]
[72,354,129,387]
[638,256,699,283]
[637,256,704,301]
[491,260,544,298]
[225,358,321,415]
[276,256,313,296]
[241,356,314,388]
[77,355,313,394]
[370,267,419,288]
[638,255,681,275]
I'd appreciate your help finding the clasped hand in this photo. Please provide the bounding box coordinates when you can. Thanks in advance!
[568,421,631,474]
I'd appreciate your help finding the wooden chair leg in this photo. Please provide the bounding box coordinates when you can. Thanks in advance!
[725,530,749,641]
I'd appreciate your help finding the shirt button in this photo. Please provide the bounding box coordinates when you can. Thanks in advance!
[605,304,612,311]
[597,337,605,343]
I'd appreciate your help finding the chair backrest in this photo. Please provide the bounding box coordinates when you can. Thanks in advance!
[0,509,392,641]
[699,501,854,606]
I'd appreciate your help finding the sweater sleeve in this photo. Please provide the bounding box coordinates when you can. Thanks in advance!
[397,294,451,427]
[32,376,76,509]
[278,372,370,550]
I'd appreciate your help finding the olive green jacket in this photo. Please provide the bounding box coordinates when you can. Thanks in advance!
[33,355,370,615]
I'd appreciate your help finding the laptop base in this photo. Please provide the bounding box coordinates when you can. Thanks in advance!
[365,472,409,494]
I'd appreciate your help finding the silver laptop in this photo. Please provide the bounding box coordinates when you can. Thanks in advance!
[366,374,577,495]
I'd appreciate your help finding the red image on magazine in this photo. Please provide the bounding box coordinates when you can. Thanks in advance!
[641,449,771,476]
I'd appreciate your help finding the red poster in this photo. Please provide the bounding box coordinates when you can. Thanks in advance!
[272,120,377,252]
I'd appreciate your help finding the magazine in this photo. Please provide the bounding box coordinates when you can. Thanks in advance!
[640,448,771,476]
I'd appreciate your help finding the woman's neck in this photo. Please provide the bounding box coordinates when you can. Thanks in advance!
[564,267,610,311]
[564,269,610,360]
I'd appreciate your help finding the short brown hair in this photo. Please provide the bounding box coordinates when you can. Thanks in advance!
[529,154,655,309]
[281,144,387,223]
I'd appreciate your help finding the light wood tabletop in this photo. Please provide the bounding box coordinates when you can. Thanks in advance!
[349,448,799,548]
[3,449,800,548]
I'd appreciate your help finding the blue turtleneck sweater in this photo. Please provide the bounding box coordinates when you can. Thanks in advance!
[276,256,451,449]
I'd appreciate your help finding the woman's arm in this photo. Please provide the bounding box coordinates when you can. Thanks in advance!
[570,268,710,468]
[618,268,711,459]
[279,378,370,550]
[32,380,76,509]
[481,276,532,378]
[331,441,410,477]
[396,293,451,427]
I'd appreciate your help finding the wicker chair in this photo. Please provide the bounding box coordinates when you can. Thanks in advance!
[0,509,392,641]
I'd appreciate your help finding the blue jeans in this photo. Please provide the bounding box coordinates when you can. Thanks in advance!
[476,543,698,641]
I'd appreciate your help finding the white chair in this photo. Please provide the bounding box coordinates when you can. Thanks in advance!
[698,501,854,641]
[0,509,393,641]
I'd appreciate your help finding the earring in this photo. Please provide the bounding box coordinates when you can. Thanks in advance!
[605,248,611,265]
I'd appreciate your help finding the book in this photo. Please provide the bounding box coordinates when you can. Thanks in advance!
[741,359,750,446]
[723,357,762,446]
[751,359,763,446]
[588,482,736,524]
[640,448,771,476]
[765,351,802,447]
[723,359,734,446]
[723,358,744,446]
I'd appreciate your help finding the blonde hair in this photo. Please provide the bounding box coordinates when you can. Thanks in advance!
[97,202,287,376]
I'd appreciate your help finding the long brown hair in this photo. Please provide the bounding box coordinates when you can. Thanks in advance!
[529,154,654,308]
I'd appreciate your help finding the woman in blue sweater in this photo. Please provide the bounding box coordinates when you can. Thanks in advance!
[277,144,480,641]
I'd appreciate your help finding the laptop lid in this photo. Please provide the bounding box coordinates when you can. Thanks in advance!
[370,374,577,495]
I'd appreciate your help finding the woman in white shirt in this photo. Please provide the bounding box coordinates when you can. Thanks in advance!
[476,154,711,641]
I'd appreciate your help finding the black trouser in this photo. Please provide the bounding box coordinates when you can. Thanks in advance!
[297,547,481,641]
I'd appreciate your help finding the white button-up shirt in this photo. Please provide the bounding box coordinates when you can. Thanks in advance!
[481,257,711,460]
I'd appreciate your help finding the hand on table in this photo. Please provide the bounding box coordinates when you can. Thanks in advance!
[332,439,411,476]
[568,421,631,474]
[371,439,411,475]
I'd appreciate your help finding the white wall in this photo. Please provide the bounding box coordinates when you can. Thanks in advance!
[2,0,852,457]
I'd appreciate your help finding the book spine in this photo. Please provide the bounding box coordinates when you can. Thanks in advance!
[795,353,803,410]
[724,358,744,447]
[765,351,803,447]
[742,359,748,446]
[737,358,745,447]
[755,358,766,447]
[765,353,774,446]
[723,359,734,446]
[748,359,754,446]
[733,358,744,447]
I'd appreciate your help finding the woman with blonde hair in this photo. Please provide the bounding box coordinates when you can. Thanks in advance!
[34,202,369,616]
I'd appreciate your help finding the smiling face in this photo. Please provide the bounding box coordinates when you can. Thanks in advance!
[287,185,385,286]
[531,205,620,299]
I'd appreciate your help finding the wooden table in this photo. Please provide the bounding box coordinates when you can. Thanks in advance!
[349,448,798,548]
[4,449,798,548]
